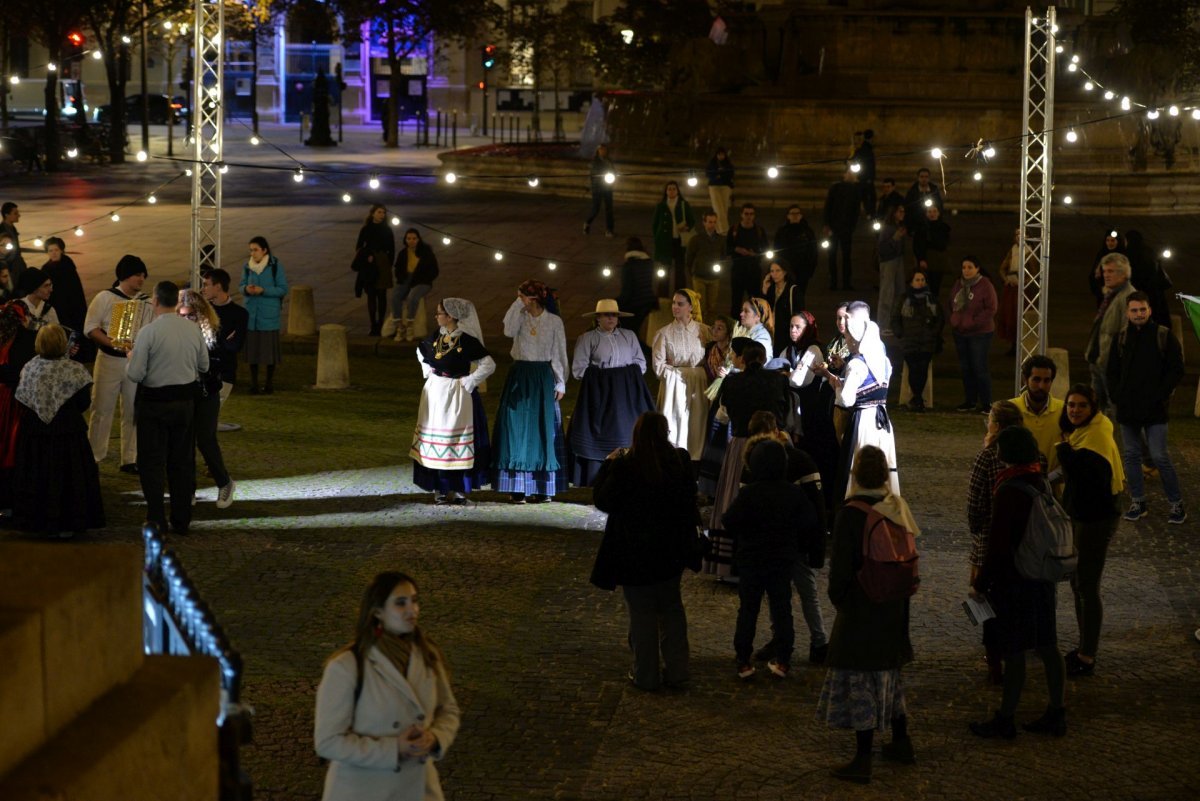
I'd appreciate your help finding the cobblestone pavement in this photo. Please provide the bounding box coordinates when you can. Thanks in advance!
[4,349,1197,801]
[2,134,1199,799]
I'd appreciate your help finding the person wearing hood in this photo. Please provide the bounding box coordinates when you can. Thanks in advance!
[616,237,657,348]
[42,238,88,358]
[891,269,943,413]
[818,445,919,785]
[83,254,151,471]
[723,434,825,680]
[821,301,899,501]
[949,255,997,413]
[12,324,104,536]
[1055,383,1124,679]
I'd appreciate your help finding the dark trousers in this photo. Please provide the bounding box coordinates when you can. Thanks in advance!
[859,181,876,220]
[194,391,229,488]
[1070,516,1117,658]
[623,574,690,690]
[827,229,853,288]
[136,398,196,532]
[954,332,993,407]
[365,288,388,331]
[903,351,933,406]
[730,260,761,317]
[670,240,688,292]
[734,563,795,664]
[586,189,614,233]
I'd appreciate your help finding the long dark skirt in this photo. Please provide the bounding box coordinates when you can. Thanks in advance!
[697,408,730,497]
[796,381,840,511]
[412,388,492,495]
[12,414,104,533]
[568,364,655,487]
[492,361,567,496]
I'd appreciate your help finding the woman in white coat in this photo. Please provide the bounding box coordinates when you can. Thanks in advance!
[315,572,461,801]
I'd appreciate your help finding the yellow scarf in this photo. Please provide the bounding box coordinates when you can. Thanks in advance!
[1066,412,1125,495]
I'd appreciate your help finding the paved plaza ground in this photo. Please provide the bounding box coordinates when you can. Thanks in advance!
[2,126,1199,799]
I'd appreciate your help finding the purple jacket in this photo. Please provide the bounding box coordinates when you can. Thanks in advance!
[949,276,997,336]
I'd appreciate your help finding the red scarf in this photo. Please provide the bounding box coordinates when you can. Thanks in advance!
[993,462,1042,495]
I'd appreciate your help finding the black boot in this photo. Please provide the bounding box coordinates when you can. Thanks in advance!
[969,712,1017,740]
[1022,706,1067,737]
[831,753,871,784]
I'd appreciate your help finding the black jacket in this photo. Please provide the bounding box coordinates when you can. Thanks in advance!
[823,181,860,233]
[616,252,657,316]
[892,288,944,354]
[772,220,817,283]
[394,242,439,285]
[590,447,700,589]
[719,364,790,437]
[1056,442,1118,522]
[1106,321,1184,426]
[211,300,249,384]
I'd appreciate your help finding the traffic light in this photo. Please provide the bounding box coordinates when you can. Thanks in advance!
[66,32,86,60]
[481,44,497,70]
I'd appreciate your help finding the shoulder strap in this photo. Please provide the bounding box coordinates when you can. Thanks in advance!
[1157,325,1168,354]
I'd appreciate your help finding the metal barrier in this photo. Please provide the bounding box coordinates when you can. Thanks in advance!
[143,524,252,801]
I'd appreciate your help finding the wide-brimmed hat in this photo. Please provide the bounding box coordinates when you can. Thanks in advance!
[583,298,632,317]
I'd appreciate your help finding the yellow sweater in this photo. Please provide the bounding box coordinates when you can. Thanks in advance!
[1010,392,1065,471]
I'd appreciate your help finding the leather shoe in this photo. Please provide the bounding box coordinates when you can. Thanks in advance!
[119,463,139,475]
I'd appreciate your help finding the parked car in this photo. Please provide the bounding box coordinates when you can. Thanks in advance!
[93,94,188,125]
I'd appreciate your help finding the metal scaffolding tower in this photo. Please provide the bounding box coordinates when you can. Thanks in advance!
[190,0,225,289]
[1016,6,1056,391]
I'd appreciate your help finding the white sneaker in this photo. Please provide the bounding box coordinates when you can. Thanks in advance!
[380,316,397,338]
[216,480,236,509]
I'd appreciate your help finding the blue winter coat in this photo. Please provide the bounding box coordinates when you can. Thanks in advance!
[240,256,289,331]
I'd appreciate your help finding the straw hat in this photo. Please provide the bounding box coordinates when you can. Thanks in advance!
[582,298,632,317]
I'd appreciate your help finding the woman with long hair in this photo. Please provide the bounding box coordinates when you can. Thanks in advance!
[354,204,396,337]
[390,228,439,342]
[240,235,289,394]
[12,324,103,536]
[567,299,654,487]
[591,412,700,690]
[949,255,997,413]
[697,314,734,496]
[891,269,943,412]
[315,571,460,801]
[492,280,569,503]
[179,289,235,508]
[410,298,495,504]
[1055,383,1123,678]
[42,237,89,360]
[651,181,695,291]
[651,289,710,460]
[779,311,840,510]
[761,261,800,357]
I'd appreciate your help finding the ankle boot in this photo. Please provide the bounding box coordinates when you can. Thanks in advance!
[881,736,916,764]
[1022,706,1067,737]
[969,712,1017,739]
[831,753,871,784]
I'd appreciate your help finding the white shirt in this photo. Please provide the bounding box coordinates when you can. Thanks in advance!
[503,299,569,394]
[20,297,59,330]
[84,286,150,336]
[652,318,709,378]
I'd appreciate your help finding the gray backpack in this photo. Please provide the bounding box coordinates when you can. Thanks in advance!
[1008,478,1077,582]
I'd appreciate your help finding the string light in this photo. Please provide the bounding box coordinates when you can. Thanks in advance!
[1067,63,1077,73]
[66,148,78,159]
[872,221,882,231]
[711,263,721,273]
[1084,81,1094,91]
[493,251,504,261]
[6,76,16,86]
[1147,109,1159,120]
[983,146,996,159]
[250,136,260,145]
[185,168,193,176]
[1193,109,1200,120]
[820,240,830,249]
[923,198,933,207]
[369,175,380,189]
[444,172,457,184]
[74,226,84,236]
[548,262,557,271]
[390,216,400,226]
[603,172,616,184]
[931,148,943,159]
[341,193,352,203]
[1063,195,1073,205]
[136,150,147,161]
[218,164,228,174]
[686,171,698,187]
[656,268,666,278]
[973,171,983,181]
[110,213,120,222]
[293,169,303,182]
[764,250,775,260]
[766,166,779,179]
[1065,129,1078,143]
[92,50,102,60]
[849,162,861,173]
[47,63,56,72]
[527,175,539,188]
[1055,45,1064,54]
[1121,96,1131,111]
[602,267,612,277]
[442,236,452,245]
[32,238,43,248]
[1162,248,1173,259]
[121,35,132,44]
[1169,105,1180,117]
[147,195,157,204]
[1103,90,1115,100]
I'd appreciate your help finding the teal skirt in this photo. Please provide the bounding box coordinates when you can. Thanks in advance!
[492,361,560,473]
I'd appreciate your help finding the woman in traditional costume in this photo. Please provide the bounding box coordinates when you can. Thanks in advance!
[492,280,569,503]
[567,299,654,487]
[651,289,710,460]
[410,298,495,505]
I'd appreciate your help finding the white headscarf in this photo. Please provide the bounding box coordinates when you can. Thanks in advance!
[847,313,890,383]
[441,297,484,346]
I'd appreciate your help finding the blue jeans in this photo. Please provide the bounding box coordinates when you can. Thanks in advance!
[391,280,432,320]
[792,562,828,647]
[954,332,993,407]
[1120,423,1182,504]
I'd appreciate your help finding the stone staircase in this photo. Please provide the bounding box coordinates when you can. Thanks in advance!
[0,542,220,801]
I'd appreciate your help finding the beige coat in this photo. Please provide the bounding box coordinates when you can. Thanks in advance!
[315,645,460,801]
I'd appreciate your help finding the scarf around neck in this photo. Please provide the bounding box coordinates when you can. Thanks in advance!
[994,462,1043,495]
[1065,412,1125,495]
[953,273,982,313]
[247,254,270,275]
[16,356,92,424]
[376,631,414,679]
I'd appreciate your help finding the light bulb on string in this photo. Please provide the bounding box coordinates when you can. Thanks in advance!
[766,166,779,179]
[218,164,228,174]
[2,242,10,251]
[1147,109,1160,120]
[442,236,452,246]
[849,162,861,174]
[122,35,132,44]
[66,148,78,159]
[711,263,721,273]
[1050,24,1058,34]
[983,146,996,159]
[369,175,380,189]
[390,216,400,226]
[686,171,698,187]
[973,171,983,181]
[1194,109,1200,120]
[547,262,557,271]
[111,213,120,222]
[493,252,504,261]
[249,135,260,145]
[1071,55,1080,64]
[603,172,616,184]
[48,63,56,72]
[341,193,352,203]
[602,267,612,278]
[1067,63,1077,73]
[1109,229,1119,238]
[185,168,193,176]
[293,169,303,182]
[527,175,539,188]
[136,150,147,162]
[147,195,157,204]
[1084,81,1094,91]
[1121,96,1131,111]
[923,198,933,207]
[32,238,43,248]
[1063,195,1073,205]
[1162,248,1173,259]
[92,50,102,60]
[1169,106,1180,117]
[656,268,666,278]
[931,148,943,159]
[6,76,16,86]
[764,250,775,260]
[872,221,882,231]
[74,226,84,236]
[1066,129,1078,143]
[820,240,830,249]
[1104,90,1115,100]
[444,172,457,184]
[1055,45,1064,54]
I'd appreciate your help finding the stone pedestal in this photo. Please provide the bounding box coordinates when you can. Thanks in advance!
[1170,313,1186,364]
[898,361,933,408]
[287,285,317,336]
[315,324,350,389]
[411,298,430,340]
[1046,347,1070,400]
[644,298,673,346]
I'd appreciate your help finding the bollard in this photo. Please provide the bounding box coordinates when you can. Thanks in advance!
[435,109,442,147]
[315,324,350,389]
[287,284,318,336]
[410,297,430,340]
[898,361,934,408]
[423,111,430,147]
[1046,346,1070,399]
[452,110,458,148]
[491,114,497,144]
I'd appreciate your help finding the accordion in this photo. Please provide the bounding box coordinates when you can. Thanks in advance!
[108,299,153,349]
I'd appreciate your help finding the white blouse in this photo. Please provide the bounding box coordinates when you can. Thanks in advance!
[571,327,646,379]
[503,299,569,394]
[652,319,710,378]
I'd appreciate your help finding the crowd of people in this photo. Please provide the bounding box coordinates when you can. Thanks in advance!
[0,199,281,537]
